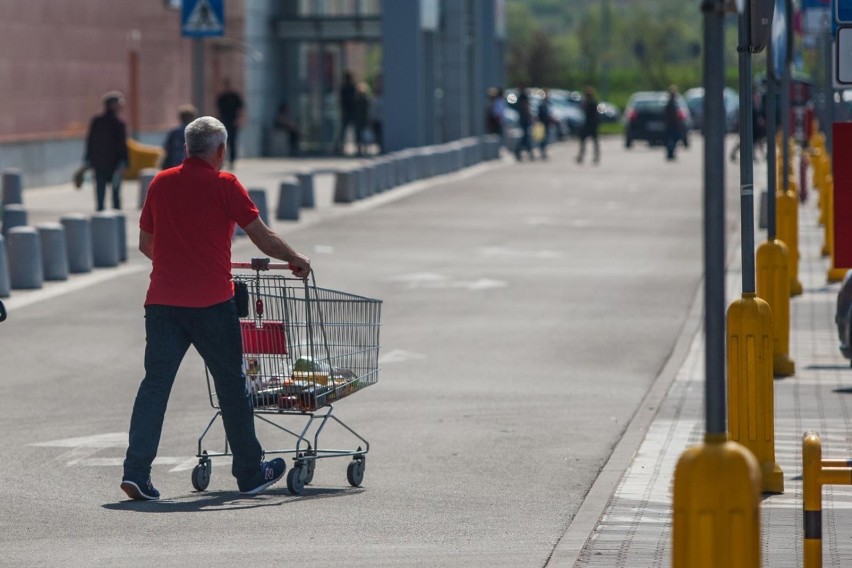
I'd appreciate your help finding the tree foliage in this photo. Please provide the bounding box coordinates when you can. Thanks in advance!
[505,0,723,99]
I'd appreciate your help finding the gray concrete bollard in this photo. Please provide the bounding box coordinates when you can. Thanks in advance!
[362,165,376,197]
[297,172,315,208]
[334,170,357,204]
[60,214,93,274]
[2,169,23,206]
[276,180,300,221]
[2,204,27,237]
[36,223,69,281]
[114,212,127,262]
[0,235,10,297]
[137,168,158,209]
[7,226,43,289]
[91,212,120,268]
[236,188,269,236]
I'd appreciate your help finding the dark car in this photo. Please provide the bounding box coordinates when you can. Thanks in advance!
[683,87,739,133]
[623,91,692,148]
[836,271,852,362]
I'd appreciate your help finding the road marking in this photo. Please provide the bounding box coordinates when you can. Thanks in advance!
[378,349,427,364]
[4,264,147,311]
[390,272,507,291]
[476,246,562,259]
[31,433,199,472]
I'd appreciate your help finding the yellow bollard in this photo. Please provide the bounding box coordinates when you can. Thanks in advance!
[819,156,831,227]
[822,173,833,257]
[777,188,804,296]
[803,431,823,568]
[672,434,762,568]
[756,239,795,376]
[727,293,784,493]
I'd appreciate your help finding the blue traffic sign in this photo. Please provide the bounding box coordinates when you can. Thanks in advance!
[771,0,787,79]
[839,0,852,24]
[182,0,225,38]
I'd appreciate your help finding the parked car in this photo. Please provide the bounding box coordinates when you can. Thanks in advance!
[836,271,852,363]
[503,88,584,139]
[683,87,739,133]
[623,91,692,148]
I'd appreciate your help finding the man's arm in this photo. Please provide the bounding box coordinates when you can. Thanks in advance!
[243,217,311,277]
[139,230,154,260]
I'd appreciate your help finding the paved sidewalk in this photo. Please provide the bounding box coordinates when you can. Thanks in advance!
[572,169,852,566]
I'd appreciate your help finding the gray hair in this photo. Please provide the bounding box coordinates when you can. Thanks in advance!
[184,116,228,157]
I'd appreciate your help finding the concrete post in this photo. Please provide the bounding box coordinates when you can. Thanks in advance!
[137,168,158,209]
[297,173,315,208]
[334,170,357,203]
[91,212,120,268]
[0,235,10,297]
[2,204,27,238]
[60,214,93,274]
[7,226,43,289]
[1,169,23,206]
[36,223,69,281]
[276,180,300,221]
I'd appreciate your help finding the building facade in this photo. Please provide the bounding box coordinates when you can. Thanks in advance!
[0,0,505,186]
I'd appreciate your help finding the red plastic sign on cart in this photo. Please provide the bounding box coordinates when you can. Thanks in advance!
[834,122,852,268]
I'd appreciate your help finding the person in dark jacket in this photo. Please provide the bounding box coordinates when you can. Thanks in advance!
[537,91,555,160]
[337,71,357,155]
[663,85,684,161]
[514,88,535,162]
[216,79,244,169]
[161,104,197,170]
[354,82,372,157]
[576,86,600,164]
[84,91,129,211]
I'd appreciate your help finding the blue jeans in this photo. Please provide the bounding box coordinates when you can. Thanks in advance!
[123,300,262,485]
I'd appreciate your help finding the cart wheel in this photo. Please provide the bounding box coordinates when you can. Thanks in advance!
[191,461,211,492]
[347,457,365,487]
[287,465,306,495]
[299,452,316,485]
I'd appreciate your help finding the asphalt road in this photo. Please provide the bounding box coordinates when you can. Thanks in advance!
[0,137,740,567]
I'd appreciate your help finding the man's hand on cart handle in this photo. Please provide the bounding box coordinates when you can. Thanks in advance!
[287,252,311,278]
[243,217,311,278]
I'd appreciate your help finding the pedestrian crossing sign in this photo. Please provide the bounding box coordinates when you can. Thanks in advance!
[182,0,225,37]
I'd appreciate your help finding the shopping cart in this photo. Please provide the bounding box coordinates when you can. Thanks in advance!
[191,257,382,495]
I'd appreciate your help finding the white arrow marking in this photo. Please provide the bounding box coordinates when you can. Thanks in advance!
[476,246,562,259]
[32,432,127,448]
[378,349,427,364]
[465,279,507,291]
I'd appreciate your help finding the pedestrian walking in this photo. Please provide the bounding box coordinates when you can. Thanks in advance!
[273,102,300,157]
[371,74,384,154]
[83,91,128,211]
[537,90,556,160]
[663,85,684,162]
[161,104,197,170]
[485,87,503,136]
[216,78,244,169]
[576,86,600,165]
[121,116,312,501]
[354,82,372,157]
[337,71,357,155]
[514,88,534,162]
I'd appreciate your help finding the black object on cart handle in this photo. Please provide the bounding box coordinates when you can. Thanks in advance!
[0,299,6,323]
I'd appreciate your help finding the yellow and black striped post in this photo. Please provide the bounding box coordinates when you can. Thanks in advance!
[802,431,852,568]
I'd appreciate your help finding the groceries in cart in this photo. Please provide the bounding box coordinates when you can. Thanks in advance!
[246,351,363,411]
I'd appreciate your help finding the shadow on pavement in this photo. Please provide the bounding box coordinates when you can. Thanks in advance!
[102,486,361,513]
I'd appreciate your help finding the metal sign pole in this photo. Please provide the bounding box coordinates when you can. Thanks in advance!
[739,1,757,295]
[704,0,727,436]
[192,38,206,115]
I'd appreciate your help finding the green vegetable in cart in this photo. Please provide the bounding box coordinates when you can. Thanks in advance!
[293,356,331,373]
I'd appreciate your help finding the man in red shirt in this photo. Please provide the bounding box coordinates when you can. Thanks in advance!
[121,116,310,500]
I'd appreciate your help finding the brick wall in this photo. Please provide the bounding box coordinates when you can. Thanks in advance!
[0,0,245,142]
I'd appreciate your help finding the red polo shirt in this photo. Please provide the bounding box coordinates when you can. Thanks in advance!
[140,158,259,307]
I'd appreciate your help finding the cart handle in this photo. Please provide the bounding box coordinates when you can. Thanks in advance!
[231,258,289,271]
